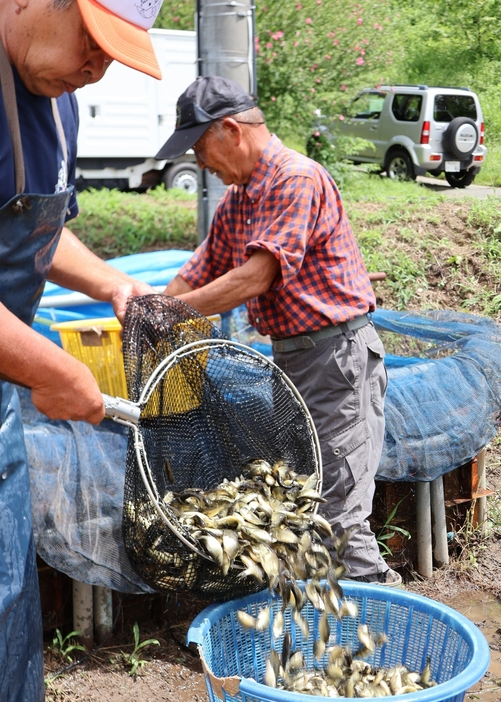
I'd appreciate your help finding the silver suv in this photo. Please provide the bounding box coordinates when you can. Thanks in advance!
[317,84,486,188]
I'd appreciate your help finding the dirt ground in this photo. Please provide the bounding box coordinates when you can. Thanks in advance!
[44,195,501,701]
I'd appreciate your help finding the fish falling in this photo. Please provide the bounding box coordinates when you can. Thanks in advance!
[125,458,436,696]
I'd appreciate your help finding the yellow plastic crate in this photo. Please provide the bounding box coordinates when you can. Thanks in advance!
[50,314,222,401]
[51,317,127,397]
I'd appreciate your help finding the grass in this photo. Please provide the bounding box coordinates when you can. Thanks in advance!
[70,186,197,259]
[475,142,501,187]
[340,174,441,309]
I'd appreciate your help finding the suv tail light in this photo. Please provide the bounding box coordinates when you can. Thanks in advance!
[420,121,430,144]
[480,122,485,145]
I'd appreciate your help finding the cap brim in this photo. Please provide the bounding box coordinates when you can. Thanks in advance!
[77,0,162,80]
[156,123,212,160]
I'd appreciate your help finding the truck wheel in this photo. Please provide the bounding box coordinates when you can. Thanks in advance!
[445,169,476,188]
[385,150,415,181]
[163,163,198,193]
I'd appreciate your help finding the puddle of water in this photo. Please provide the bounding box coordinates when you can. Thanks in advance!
[445,593,501,701]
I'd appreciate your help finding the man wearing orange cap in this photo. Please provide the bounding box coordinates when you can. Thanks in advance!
[0,0,165,697]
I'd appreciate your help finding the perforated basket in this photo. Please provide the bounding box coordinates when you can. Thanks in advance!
[51,314,221,398]
[187,581,490,702]
[51,317,127,397]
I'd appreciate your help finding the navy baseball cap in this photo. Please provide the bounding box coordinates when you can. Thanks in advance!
[156,76,257,160]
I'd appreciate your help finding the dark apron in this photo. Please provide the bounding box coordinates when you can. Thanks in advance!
[0,42,72,701]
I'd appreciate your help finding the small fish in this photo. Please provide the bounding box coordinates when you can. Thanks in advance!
[319,611,330,644]
[288,650,304,673]
[163,457,174,483]
[272,609,284,639]
[198,534,224,566]
[314,638,326,660]
[339,600,359,619]
[237,610,257,630]
[256,606,271,632]
[420,657,432,686]
[281,631,292,669]
[263,658,277,688]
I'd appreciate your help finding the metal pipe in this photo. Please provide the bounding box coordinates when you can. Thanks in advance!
[416,481,433,578]
[72,580,94,649]
[94,586,113,644]
[430,475,449,568]
[196,0,255,243]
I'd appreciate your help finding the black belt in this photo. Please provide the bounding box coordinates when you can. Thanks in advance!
[271,314,370,353]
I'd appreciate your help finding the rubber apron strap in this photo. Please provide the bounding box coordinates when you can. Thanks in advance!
[0,41,68,194]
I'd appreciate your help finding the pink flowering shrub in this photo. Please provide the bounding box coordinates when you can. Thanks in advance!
[255,0,393,138]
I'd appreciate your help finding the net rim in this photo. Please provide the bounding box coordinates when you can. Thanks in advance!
[132,338,323,561]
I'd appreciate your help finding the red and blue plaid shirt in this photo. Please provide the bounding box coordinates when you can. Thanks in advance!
[179,135,375,338]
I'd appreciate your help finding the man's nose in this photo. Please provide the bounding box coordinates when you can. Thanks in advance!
[84,49,113,82]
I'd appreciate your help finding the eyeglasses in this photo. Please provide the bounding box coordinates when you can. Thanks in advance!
[192,127,213,164]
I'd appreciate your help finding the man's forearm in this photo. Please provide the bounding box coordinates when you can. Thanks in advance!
[170,249,280,316]
[164,274,194,296]
[48,227,130,300]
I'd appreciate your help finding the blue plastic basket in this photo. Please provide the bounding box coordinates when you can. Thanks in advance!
[187,581,490,702]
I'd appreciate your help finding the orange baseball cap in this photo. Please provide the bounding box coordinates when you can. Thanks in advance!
[76,0,164,79]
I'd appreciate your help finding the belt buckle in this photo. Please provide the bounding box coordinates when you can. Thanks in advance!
[297,336,314,349]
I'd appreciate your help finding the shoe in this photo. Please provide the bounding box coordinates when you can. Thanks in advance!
[380,568,403,587]
[342,568,403,588]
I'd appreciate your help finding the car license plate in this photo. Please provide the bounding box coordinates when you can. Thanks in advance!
[445,161,461,172]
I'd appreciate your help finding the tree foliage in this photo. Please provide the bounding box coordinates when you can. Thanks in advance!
[154,0,195,31]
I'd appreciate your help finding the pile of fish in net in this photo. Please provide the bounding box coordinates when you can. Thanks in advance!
[130,458,436,696]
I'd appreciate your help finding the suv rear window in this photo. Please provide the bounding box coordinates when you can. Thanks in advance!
[433,95,477,122]
[392,94,423,122]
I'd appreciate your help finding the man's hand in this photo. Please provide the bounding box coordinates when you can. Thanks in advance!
[30,353,105,424]
[109,279,157,324]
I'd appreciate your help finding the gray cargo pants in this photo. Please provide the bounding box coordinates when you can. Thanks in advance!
[273,321,388,578]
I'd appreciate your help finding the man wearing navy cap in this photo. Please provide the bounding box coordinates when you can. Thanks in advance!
[159,76,402,589]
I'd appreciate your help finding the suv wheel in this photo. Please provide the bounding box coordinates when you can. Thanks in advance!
[445,169,476,188]
[442,117,479,159]
[386,150,416,181]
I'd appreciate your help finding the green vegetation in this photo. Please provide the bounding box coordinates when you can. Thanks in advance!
[111,623,160,677]
[71,187,197,259]
[50,629,85,662]
[376,495,412,558]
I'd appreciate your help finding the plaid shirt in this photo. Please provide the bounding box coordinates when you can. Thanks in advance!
[179,135,375,338]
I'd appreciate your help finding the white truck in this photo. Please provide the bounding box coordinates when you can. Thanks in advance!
[75,29,198,193]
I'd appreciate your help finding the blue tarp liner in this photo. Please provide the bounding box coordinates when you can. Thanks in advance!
[25,250,501,592]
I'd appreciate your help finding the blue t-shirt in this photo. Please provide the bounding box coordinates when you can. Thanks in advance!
[0,67,79,220]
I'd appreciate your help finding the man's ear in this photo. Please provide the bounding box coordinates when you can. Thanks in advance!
[221,117,243,145]
[14,0,29,11]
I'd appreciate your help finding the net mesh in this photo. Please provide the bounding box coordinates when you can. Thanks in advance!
[121,295,320,600]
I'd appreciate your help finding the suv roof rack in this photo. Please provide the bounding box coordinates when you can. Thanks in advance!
[428,85,471,92]
[380,84,428,90]
[380,84,471,92]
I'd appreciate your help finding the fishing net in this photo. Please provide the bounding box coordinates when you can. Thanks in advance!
[120,295,322,600]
